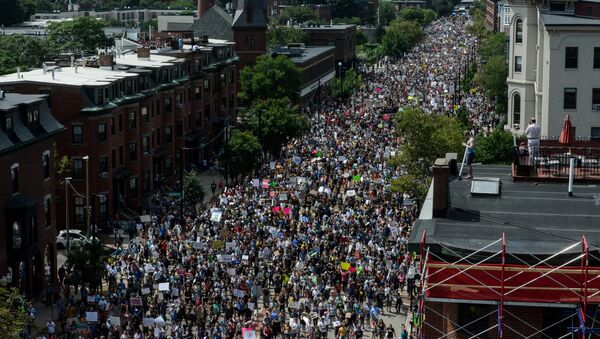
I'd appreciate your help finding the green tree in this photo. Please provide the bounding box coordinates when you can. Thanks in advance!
[242,98,309,156]
[0,35,54,75]
[46,16,108,54]
[394,107,464,177]
[141,19,158,33]
[378,0,397,26]
[466,0,489,39]
[0,0,25,26]
[0,287,28,338]
[332,17,362,25]
[66,240,105,290]
[239,54,302,103]
[268,26,309,47]
[183,170,206,205]
[479,32,505,62]
[476,129,515,164]
[279,6,318,24]
[381,19,424,57]
[227,130,262,180]
[397,7,437,25]
[429,0,455,16]
[356,29,368,45]
[391,174,429,201]
[475,55,508,115]
[332,68,362,98]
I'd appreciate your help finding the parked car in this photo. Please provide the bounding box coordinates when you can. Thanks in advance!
[56,230,87,249]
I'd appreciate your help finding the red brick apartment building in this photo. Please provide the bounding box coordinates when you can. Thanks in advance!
[0,44,238,232]
[0,92,63,297]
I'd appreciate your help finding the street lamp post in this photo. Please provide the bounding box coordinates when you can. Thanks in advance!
[83,155,91,237]
[64,177,72,257]
[338,62,343,97]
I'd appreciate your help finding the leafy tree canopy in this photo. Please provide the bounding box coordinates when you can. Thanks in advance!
[66,240,105,290]
[239,54,302,103]
[332,68,362,98]
[183,170,206,205]
[381,19,424,57]
[241,98,309,156]
[46,16,108,54]
[479,32,505,62]
[394,107,464,177]
[332,17,362,25]
[378,0,397,27]
[0,35,55,75]
[0,287,28,338]
[475,54,508,115]
[279,6,319,25]
[268,26,309,47]
[227,130,262,179]
[476,129,515,165]
[397,7,437,26]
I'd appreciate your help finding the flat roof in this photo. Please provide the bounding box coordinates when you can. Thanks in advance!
[410,165,600,256]
[302,24,355,30]
[115,53,183,68]
[0,66,137,87]
[272,46,335,64]
[541,13,600,27]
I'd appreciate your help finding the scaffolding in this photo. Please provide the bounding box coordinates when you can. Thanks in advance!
[416,232,600,338]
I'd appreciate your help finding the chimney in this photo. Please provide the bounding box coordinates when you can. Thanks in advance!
[99,54,114,70]
[137,47,151,59]
[51,69,55,80]
[432,158,450,218]
[198,0,215,17]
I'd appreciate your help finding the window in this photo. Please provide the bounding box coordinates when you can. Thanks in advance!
[166,157,173,176]
[195,111,202,128]
[143,170,151,191]
[111,117,115,135]
[176,120,183,138]
[503,6,510,26]
[119,146,123,165]
[5,115,12,131]
[112,149,116,169]
[204,79,210,91]
[128,111,137,129]
[165,97,172,113]
[97,88,104,104]
[12,221,22,249]
[99,156,108,173]
[129,142,138,161]
[129,176,137,198]
[142,107,149,123]
[99,194,108,221]
[44,195,51,228]
[514,56,522,72]
[564,88,577,109]
[75,197,85,224]
[142,136,150,155]
[156,127,161,145]
[72,158,84,179]
[11,163,19,194]
[515,19,523,43]
[72,125,83,144]
[42,150,50,179]
[513,94,521,128]
[594,47,600,69]
[98,123,107,142]
[165,126,173,142]
[195,86,202,100]
[592,127,600,140]
[27,110,39,124]
[593,89,600,110]
[565,47,578,69]
[458,304,491,338]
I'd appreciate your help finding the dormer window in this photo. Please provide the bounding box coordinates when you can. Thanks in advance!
[5,115,12,131]
[27,110,39,124]
[550,2,565,11]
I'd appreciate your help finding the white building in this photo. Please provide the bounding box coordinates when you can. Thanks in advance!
[506,0,600,139]
[30,8,197,27]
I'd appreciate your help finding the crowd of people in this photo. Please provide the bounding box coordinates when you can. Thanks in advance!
[39,13,498,339]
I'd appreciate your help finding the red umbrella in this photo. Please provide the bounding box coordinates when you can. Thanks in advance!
[559,114,574,146]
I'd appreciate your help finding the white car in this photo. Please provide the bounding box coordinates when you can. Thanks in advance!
[56,230,88,249]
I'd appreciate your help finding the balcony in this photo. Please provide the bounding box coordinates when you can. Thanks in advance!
[512,137,600,182]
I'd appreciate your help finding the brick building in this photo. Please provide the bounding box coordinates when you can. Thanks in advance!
[301,25,357,68]
[0,44,237,232]
[0,91,63,297]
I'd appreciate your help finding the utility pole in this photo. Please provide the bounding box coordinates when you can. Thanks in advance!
[83,155,91,236]
[224,122,231,187]
[65,177,72,257]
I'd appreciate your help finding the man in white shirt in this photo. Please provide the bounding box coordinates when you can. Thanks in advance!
[525,117,541,160]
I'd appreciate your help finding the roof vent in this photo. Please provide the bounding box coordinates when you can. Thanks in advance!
[0,90,5,100]
[470,177,501,196]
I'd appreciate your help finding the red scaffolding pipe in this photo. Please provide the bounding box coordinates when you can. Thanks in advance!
[500,233,505,339]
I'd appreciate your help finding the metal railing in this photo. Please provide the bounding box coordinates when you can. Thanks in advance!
[515,146,600,179]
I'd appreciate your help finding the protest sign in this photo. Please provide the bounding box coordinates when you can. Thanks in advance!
[158,282,170,291]
[86,312,98,322]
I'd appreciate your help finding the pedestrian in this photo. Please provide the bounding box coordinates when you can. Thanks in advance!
[211,180,217,196]
[463,133,475,179]
[400,324,409,339]
[525,117,541,161]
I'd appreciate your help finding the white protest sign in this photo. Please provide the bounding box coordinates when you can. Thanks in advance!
[346,190,356,197]
[140,215,151,223]
[279,193,288,201]
[87,296,95,303]
[171,288,179,297]
[210,210,223,222]
[227,268,236,276]
[243,330,256,339]
[248,302,255,311]
[270,162,276,170]
[242,255,249,261]
[251,179,260,188]
[233,289,245,298]
[226,241,236,251]
[154,316,166,327]
[143,318,155,327]
[158,282,170,291]
[141,288,151,295]
[86,312,98,322]
[110,316,121,326]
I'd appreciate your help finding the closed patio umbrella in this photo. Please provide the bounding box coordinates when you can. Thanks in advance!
[559,114,574,148]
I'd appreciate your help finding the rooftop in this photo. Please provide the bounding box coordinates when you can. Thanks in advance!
[410,164,600,257]
[115,53,183,68]
[0,66,136,87]
[271,46,335,64]
[541,13,600,26]
[302,24,356,30]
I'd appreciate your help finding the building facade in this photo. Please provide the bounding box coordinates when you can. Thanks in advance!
[0,44,237,231]
[302,25,357,67]
[0,92,63,297]
[30,8,197,26]
[506,0,600,138]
